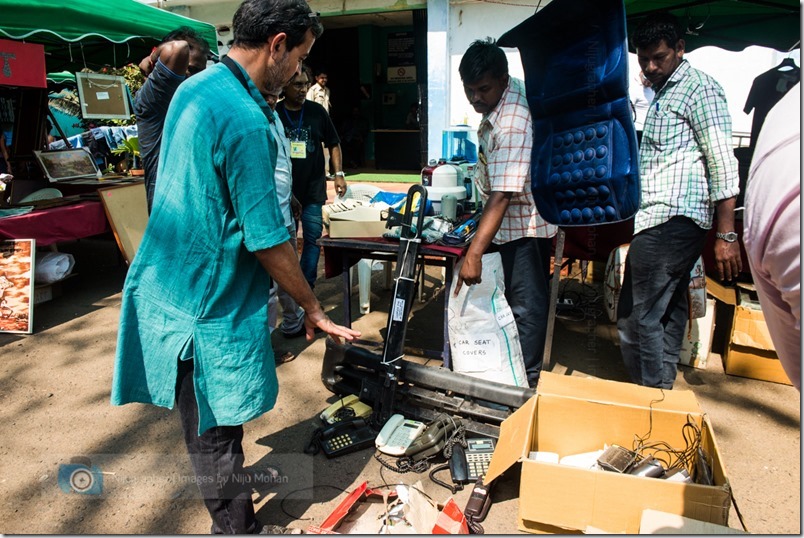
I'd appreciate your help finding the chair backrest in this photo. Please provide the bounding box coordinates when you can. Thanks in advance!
[499,0,640,226]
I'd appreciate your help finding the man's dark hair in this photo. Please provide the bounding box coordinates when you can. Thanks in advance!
[161,26,211,57]
[232,0,324,51]
[459,38,508,84]
[631,12,684,50]
[312,67,327,77]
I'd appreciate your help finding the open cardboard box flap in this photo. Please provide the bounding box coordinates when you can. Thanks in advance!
[731,306,775,351]
[485,373,703,485]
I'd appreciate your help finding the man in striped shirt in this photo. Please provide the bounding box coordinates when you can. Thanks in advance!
[617,13,742,389]
[456,39,558,388]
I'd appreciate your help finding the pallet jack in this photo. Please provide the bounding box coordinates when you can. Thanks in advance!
[321,185,535,439]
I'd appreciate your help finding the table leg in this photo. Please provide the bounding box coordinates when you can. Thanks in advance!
[542,229,565,371]
[442,259,454,369]
[342,255,352,329]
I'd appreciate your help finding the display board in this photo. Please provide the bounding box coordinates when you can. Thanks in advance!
[0,238,35,334]
[98,182,148,265]
[75,72,131,119]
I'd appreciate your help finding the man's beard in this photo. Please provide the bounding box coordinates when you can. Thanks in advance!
[264,52,291,94]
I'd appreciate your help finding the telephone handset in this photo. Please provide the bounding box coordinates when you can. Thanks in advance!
[375,414,426,456]
[319,417,376,458]
[404,415,463,462]
[320,394,372,425]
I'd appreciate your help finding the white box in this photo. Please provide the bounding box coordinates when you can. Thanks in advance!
[679,298,716,369]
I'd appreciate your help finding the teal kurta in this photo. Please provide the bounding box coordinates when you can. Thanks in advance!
[111,61,289,434]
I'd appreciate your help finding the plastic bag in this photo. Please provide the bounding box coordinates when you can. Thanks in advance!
[35,252,75,284]
[448,252,527,387]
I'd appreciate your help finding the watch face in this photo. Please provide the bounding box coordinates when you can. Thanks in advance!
[719,232,738,242]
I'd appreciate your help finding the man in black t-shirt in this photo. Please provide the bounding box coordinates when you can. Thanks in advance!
[276,67,346,290]
[135,27,209,213]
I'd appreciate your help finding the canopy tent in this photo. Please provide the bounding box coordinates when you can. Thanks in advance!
[624,0,800,52]
[0,0,218,72]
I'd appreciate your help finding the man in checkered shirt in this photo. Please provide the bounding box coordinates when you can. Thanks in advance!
[618,13,742,389]
[456,39,558,388]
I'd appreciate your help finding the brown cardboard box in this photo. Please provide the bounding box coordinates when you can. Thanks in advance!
[723,304,792,385]
[327,207,388,238]
[706,279,791,385]
[484,373,732,534]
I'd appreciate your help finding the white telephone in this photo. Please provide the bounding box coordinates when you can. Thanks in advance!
[320,394,372,425]
[375,414,426,456]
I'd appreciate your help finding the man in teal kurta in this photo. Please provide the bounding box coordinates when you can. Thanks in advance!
[111,0,358,533]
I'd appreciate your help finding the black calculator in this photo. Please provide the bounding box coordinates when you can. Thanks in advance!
[319,417,377,458]
[465,438,496,480]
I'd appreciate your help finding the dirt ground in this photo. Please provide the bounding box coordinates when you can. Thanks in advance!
[0,184,800,534]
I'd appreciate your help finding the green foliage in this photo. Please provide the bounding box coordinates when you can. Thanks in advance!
[111,136,141,169]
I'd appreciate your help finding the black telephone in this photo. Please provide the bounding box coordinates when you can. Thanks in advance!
[464,476,495,533]
[318,417,376,458]
[404,415,463,462]
[450,437,496,483]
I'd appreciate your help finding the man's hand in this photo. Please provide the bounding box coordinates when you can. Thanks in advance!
[138,54,156,77]
[454,253,482,296]
[303,308,360,344]
[291,196,302,222]
[334,176,347,198]
[714,239,743,282]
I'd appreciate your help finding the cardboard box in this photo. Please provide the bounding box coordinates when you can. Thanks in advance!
[679,298,716,369]
[484,373,732,534]
[723,304,791,385]
[327,207,388,239]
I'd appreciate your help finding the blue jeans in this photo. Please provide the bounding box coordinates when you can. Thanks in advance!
[498,237,553,386]
[176,358,258,534]
[298,203,323,289]
[617,217,708,389]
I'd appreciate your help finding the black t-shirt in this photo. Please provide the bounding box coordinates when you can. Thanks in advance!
[744,66,800,148]
[276,100,340,205]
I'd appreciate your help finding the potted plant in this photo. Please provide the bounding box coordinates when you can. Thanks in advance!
[111,136,143,176]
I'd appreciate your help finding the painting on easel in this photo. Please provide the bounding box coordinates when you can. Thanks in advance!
[0,239,35,334]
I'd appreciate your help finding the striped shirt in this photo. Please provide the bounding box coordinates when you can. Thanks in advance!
[635,60,739,234]
[475,77,558,243]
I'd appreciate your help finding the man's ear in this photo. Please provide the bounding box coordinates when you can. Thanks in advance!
[675,39,686,57]
[268,33,288,56]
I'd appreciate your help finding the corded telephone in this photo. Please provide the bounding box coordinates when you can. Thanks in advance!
[319,394,372,425]
[450,437,496,483]
[375,414,426,456]
[464,476,495,533]
[318,416,376,458]
[404,415,463,462]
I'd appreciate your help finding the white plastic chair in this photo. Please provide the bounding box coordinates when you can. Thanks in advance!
[340,184,390,314]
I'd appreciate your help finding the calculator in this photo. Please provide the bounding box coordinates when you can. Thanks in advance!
[465,438,496,480]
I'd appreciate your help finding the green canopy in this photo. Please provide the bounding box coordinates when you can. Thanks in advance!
[624,0,800,52]
[0,0,218,72]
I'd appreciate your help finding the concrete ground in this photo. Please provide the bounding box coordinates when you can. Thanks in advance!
[0,181,799,534]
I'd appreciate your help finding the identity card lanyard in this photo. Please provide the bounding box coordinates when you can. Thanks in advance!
[283,106,307,159]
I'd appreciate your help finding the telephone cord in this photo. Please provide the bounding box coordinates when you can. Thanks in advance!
[374,452,433,474]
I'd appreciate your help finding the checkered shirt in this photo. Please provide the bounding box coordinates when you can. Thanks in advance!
[475,77,558,243]
[635,60,739,234]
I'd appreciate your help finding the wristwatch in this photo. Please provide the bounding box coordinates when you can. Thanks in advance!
[334,171,346,177]
[716,231,738,243]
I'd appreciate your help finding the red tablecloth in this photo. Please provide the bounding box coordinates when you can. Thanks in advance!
[0,201,109,246]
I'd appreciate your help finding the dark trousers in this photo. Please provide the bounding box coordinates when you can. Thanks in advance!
[176,359,258,534]
[499,237,553,386]
[616,217,707,389]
